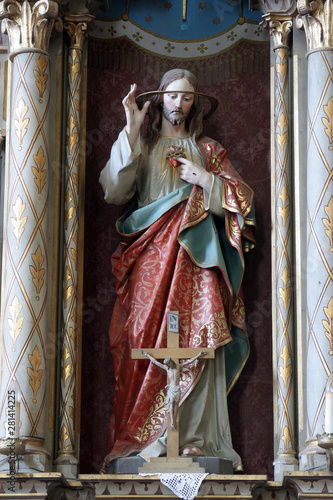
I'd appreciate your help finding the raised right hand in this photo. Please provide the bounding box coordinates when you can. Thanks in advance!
[123,84,150,139]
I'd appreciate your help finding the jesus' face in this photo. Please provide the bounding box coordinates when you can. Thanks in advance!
[162,78,195,127]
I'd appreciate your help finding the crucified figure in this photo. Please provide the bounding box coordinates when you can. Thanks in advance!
[141,350,206,431]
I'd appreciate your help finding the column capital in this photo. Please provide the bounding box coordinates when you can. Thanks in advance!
[0,0,61,57]
[261,2,297,50]
[64,12,94,50]
[296,0,333,53]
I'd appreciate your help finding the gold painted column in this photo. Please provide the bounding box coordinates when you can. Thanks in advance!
[0,0,58,469]
[55,14,92,476]
[262,10,299,480]
[296,0,333,471]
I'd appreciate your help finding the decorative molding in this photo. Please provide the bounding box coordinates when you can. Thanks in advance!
[296,0,333,53]
[0,0,60,56]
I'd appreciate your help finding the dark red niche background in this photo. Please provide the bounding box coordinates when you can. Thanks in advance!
[80,39,273,477]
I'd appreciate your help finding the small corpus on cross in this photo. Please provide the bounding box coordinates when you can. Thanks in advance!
[131,311,215,460]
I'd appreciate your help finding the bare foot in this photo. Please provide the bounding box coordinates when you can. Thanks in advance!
[181,446,204,456]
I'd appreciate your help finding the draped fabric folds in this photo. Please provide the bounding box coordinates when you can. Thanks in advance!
[103,139,256,468]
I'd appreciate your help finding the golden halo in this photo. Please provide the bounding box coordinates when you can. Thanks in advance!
[136,90,218,120]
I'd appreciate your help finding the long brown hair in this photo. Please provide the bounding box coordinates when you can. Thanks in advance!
[144,69,204,152]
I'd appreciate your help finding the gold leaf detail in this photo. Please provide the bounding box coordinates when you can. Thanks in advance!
[14,98,30,145]
[278,267,291,309]
[63,266,74,309]
[33,54,48,99]
[70,61,80,83]
[27,345,43,398]
[65,188,75,230]
[29,246,45,294]
[67,114,78,156]
[278,185,290,227]
[279,343,292,388]
[61,345,72,388]
[322,96,333,150]
[72,171,79,187]
[323,297,333,355]
[323,197,333,251]
[60,423,71,450]
[8,296,24,347]
[69,406,74,421]
[281,425,292,450]
[276,58,287,81]
[277,113,288,153]
[32,146,46,194]
[11,196,28,244]
[71,229,78,270]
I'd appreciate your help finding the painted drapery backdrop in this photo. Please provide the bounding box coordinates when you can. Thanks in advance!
[81,0,272,477]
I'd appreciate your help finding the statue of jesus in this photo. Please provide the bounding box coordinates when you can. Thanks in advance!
[99,68,256,473]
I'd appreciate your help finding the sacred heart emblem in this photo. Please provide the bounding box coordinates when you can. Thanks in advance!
[166,146,186,168]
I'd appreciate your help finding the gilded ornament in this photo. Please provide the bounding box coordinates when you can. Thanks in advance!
[270,20,293,49]
[323,197,333,251]
[276,55,288,82]
[61,344,72,388]
[277,113,289,154]
[0,0,59,54]
[65,188,75,230]
[11,195,27,245]
[296,0,333,52]
[279,266,291,309]
[32,146,46,194]
[64,19,91,50]
[67,114,78,157]
[279,343,292,388]
[69,52,80,84]
[29,246,45,294]
[8,295,24,347]
[63,266,73,309]
[322,97,333,151]
[27,345,43,400]
[281,424,292,450]
[323,297,333,355]
[34,54,48,100]
[70,229,78,271]
[278,185,290,227]
[60,422,71,450]
[14,97,29,146]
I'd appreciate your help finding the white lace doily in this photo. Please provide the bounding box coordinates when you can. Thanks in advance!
[139,472,208,500]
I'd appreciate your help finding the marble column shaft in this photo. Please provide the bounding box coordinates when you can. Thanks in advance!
[0,0,59,458]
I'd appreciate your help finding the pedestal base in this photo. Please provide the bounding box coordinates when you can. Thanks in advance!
[108,456,233,474]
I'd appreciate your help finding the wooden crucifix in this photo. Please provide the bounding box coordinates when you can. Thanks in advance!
[132,311,215,473]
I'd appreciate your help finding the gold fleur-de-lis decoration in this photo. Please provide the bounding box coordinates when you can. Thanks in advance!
[11,196,28,245]
[14,98,30,146]
[323,297,333,355]
[32,146,46,194]
[61,344,72,388]
[8,296,24,348]
[29,246,45,295]
[278,266,291,309]
[322,96,333,151]
[323,197,333,252]
[34,54,48,100]
[60,423,71,450]
[27,345,43,401]
[63,266,74,309]
[279,343,292,388]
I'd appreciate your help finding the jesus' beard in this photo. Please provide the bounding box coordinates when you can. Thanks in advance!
[163,104,191,127]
